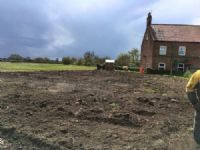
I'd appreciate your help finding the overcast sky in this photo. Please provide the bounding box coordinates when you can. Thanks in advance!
[0,0,199,59]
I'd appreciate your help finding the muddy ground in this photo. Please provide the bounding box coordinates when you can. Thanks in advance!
[0,71,196,149]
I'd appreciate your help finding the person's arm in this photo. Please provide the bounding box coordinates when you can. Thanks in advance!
[186,71,200,110]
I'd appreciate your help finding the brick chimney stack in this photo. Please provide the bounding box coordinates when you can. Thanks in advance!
[147,12,152,27]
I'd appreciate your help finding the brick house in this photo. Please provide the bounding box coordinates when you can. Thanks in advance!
[141,13,200,73]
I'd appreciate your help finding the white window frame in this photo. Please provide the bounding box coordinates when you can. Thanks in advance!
[177,63,184,71]
[178,46,186,56]
[159,46,167,55]
[158,63,166,70]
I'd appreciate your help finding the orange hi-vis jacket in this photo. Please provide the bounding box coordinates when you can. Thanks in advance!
[186,70,200,92]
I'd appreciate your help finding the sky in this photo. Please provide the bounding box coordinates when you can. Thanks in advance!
[0,0,199,59]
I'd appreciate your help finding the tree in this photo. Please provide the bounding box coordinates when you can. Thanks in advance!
[84,51,95,66]
[62,57,72,65]
[70,57,77,65]
[43,57,50,63]
[115,53,130,66]
[24,57,32,62]
[94,56,111,65]
[76,58,84,66]
[8,54,24,62]
[33,57,44,63]
[129,48,140,65]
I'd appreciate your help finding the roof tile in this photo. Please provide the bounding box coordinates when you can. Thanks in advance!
[151,24,200,42]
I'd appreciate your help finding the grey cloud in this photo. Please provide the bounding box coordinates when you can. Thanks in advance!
[0,0,179,58]
[0,0,52,57]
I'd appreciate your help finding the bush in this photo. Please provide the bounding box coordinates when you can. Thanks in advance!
[146,68,170,75]
[33,57,51,63]
[62,57,72,65]
[115,53,130,66]
[184,70,192,78]
[115,66,123,70]
[173,71,184,76]
[75,58,84,66]
[128,66,139,72]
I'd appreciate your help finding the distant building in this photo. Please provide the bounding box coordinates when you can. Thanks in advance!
[141,13,200,72]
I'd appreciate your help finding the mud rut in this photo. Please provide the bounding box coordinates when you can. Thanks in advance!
[0,71,196,149]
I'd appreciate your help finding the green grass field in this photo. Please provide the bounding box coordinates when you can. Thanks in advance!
[0,62,96,72]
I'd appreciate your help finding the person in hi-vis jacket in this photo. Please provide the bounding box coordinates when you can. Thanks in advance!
[186,70,200,145]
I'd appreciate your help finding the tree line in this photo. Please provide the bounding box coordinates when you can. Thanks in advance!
[2,54,59,64]
[1,48,140,67]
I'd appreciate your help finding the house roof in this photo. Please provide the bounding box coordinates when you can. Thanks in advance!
[151,24,200,43]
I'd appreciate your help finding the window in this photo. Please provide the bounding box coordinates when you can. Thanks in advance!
[159,46,167,55]
[158,63,166,71]
[179,46,186,56]
[177,63,184,72]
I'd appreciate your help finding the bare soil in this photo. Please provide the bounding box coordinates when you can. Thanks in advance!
[0,71,196,149]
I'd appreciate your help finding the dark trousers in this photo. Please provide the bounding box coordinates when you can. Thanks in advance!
[194,111,200,144]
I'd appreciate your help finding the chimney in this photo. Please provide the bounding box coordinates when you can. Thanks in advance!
[147,12,152,27]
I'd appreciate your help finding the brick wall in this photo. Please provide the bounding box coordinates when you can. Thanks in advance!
[141,29,154,69]
[153,41,200,71]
